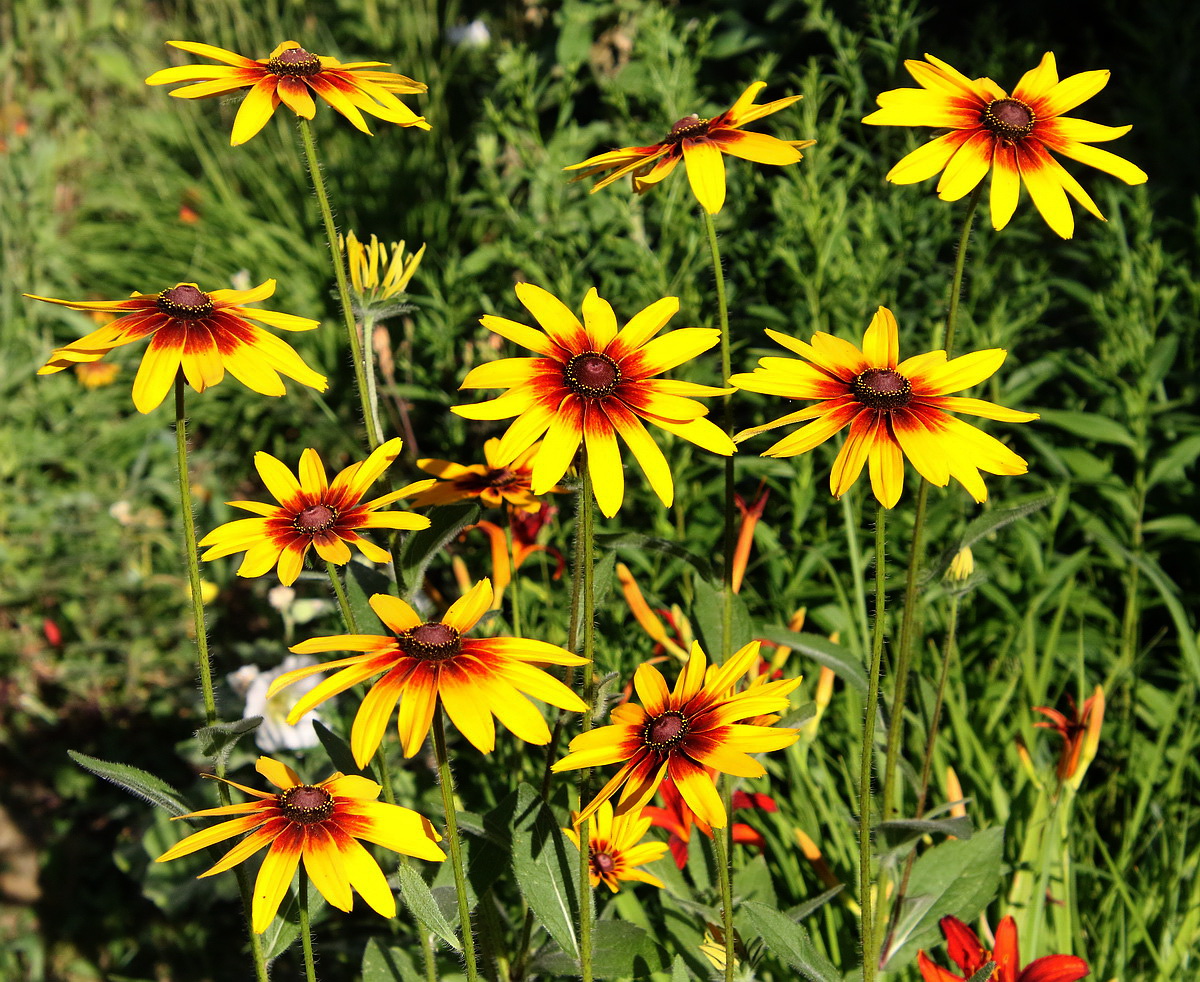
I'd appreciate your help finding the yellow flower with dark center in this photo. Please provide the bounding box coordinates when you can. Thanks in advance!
[199,438,432,586]
[552,641,801,829]
[146,40,428,145]
[341,232,425,306]
[411,438,552,513]
[862,52,1147,239]
[26,280,326,413]
[730,306,1038,508]
[270,579,588,764]
[156,756,445,933]
[452,283,734,517]
[566,81,815,214]
[563,801,668,893]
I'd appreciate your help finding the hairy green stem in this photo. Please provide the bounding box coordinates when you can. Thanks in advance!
[506,519,523,639]
[577,458,596,982]
[715,775,736,982]
[433,710,479,981]
[859,503,887,982]
[324,559,359,634]
[297,118,382,449]
[174,377,269,981]
[702,210,736,662]
[299,870,318,982]
[361,311,387,447]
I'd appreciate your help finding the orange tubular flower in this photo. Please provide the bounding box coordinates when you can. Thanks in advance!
[156,756,444,933]
[199,438,432,586]
[271,579,587,765]
[27,280,326,413]
[1033,685,1105,787]
[564,801,669,892]
[566,81,815,214]
[412,438,550,513]
[918,915,1089,982]
[146,40,428,145]
[862,52,1147,239]
[552,641,801,829]
[730,306,1038,508]
[452,283,734,517]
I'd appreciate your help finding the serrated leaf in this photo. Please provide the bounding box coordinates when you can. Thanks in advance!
[534,920,666,978]
[397,863,462,951]
[511,783,579,958]
[398,502,480,600]
[361,938,423,982]
[68,751,191,817]
[740,900,840,982]
[757,627,866,694]
[693,579,753,660]
[194,716,262,765]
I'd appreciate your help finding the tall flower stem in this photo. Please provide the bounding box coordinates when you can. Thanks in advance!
[506,520,523,639]
[879,186,981,821]
[714,776,736,982]
[577,459,597,982]
[299,870,319,982]
[173,376,268,982]
[432,709,479,982]
[297,118,382,450]
[702,210,736,664]
[324,559,359,634]
[858,503,888,982]
[361,312,388,450]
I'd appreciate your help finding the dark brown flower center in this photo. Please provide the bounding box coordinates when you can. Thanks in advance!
[644,710,689,749]
[157,284,214,319]
[592,851,617,874]
[293,503,338,533]
[851,368,912,410]
[460,467,520,492]
[667,114,711,142]
[267,46,322,77]
[982,98,1036,140]
[398,622,462,660]
[564,352,621,398]
[279,785,334,824]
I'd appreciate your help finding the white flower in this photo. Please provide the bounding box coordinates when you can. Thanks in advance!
[238,654,332,752]
[446,19,490,47]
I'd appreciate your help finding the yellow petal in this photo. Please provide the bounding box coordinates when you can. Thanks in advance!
[682,138,727,214]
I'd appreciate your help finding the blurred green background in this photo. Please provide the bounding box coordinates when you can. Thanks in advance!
[2,0,1198,978]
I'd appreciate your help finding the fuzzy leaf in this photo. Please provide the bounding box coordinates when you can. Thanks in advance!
[740,900,840,982]
[510,783,579,959]
[397,863,462,951]
[68,751,191,817]
[398,502,480,600]
[194,716,262,765]
[361,939,423,982]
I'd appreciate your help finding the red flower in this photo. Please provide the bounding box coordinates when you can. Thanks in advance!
[918,916,1088,982]
[642,776,776,869]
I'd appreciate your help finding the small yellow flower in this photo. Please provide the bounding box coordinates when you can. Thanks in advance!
[341,232,426,306]
[563,801,668,893]
[947,546,975,582]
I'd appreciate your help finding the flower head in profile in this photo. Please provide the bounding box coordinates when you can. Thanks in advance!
[271,579,588,765]
[730,306,1038,508]
[146,40,428,145]
[412,438,552,513]
[27,280,326,413]
[918,915,1089,982]
[200,438,431,586]
[341,232,425,310]
[553,641,801,829]
[862,52,1147,239]
[453,284,734,517]
[156,756,444,933]
[564,801,668,892]
[566,81,815,214]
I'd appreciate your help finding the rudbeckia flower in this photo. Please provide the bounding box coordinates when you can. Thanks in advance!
[564,801,668,892]
[411,438,551,513]
[566,81,815,214]
[729,306,1038,508]
[27,280,326,413]
[146,40,428,146]
[918,915,1089,982]
[341,231,426,308]
[199,437,432,586]
[862,52,1148,239]
[552,641,801,829]
[452,284,734,517]
[270,579,588,765]
[156,756,445,933]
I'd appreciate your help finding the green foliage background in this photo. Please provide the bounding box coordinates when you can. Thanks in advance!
[2,0,1197,979]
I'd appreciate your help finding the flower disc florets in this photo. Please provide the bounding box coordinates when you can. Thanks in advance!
[293,503,338,533]
[645,711,688,749]
[564,352,621,398]
[851,368,912,410]
[157,284,214,319]
[279,784,335,824]
[667,114,711,141]
[593,851,616,873]
[982,97,1036,140]
[267,46,322,77]
[398,622,462,661]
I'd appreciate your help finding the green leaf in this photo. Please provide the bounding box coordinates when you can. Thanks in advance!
[398,502,480,600]
[344,557,394,632]
[313,720,376,779]
[670,954,690,982]
[1147,433,1200,489]
[1037,409,1136,448]
[397,863,462,951]
[878,816,974,854]
[757,627,867,694]
[740,900,840,982]
[361,938,423,982]
[68,751,191,817]
[883,826,1004,968]
[510,783,580,959]
[693,578,753,659]
[193,716,262,766]
[534,920,667,978]
[965,963,998,982]
[599,533,715,581]
[260,882,324,960]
